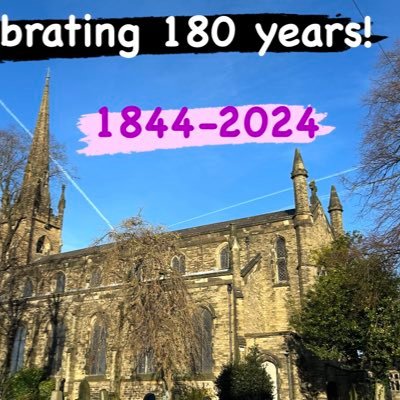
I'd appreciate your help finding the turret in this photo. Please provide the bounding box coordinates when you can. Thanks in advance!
[328,185,344,238]
[291,149,312,224]
[291,149,314,297]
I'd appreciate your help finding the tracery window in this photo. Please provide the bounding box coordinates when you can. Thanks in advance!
[137,349,155,374]
[90,268,102,288]
[276,237,288,282]
[10,325,26,373]
[54,272,66,294]
[171,255,186,274]
[48,321,66,374]
[389,372,400,391]
[23,278,33,297]
[220,245,230,270]
[87,318,107,375]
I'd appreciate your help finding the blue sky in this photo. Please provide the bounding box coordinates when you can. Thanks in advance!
[0,0,398,251]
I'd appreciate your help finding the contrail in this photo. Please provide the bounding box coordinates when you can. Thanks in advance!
[168,168,358,228]
[0,99,115,231]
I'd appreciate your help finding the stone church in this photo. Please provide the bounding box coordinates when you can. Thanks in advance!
[1,76,386,400]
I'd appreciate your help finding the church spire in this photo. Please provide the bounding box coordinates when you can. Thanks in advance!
[19,72,51,213]
[328,185,344,238]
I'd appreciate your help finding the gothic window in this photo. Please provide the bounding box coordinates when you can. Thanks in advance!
[220,245,230,270]
[10,325,26,373]
[36,235,51,254]
[276,237,288,282]
[23,278,33,297]
[90,268,102,288]
[171,255,186,274]
[390,372,400,391]
[197,308,213,373]
[54,272,66,294]
[137,349,155,374]
[262,360,278,399]
[36,236,46,253]
[48,322,66,374]
[88,318,107,375]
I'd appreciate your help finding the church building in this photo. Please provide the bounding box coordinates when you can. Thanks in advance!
[1,76,366,400]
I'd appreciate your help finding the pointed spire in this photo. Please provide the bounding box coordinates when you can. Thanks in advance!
[291,148,308,178]
[19,73,51,212]
[328,185,343,212]
[58,185,66,216]
[328,185,344,238]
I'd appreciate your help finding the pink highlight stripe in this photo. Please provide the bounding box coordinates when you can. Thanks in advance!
[77,104,335,156]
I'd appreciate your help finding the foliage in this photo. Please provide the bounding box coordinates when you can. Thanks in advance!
[174,383,212,400]
[98,216,200,396]
[1,367,54,400]
[215,346,273,400]
[350,41,400,260]
[291,234,400,381]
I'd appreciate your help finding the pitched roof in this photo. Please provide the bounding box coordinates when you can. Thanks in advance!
[33,208,295,264]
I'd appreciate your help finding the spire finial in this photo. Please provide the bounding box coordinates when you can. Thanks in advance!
[328,185,343,212]
[291,148,308,178]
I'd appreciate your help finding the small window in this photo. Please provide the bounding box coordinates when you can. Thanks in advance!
[10,325,26,373]
[276,237,288,282]
[36,236,46,253]
[23,279,33,297]
[137,349,155,374]
[90,268,102,288]
[88,319,107,375]
[36,235,51,254]
[54,272,66,294]
[171,255,185,274]
[220,245,230,270]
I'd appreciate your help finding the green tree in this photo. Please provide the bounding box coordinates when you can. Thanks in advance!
[1,367,54,400]
[291,234,400,382]
[215,346,273,400]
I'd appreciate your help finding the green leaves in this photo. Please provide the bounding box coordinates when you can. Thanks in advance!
[215,346,274,400]
[1,368,54,400]
[291,234,400,380]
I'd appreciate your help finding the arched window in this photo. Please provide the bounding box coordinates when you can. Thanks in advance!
[171,255,186,274]
[262,360,278,399]
[54,272,66,294]
[48,321,66,374]
[23,278,33,297]
[10,325,26,373]
[137,349,155,374]
[220,245,230,270]
[88,318,107,375]
[36,235,51,254]
[90,268,102,288]
[197,308,213,373]
[36,236,46,253]
[276,237,288,282]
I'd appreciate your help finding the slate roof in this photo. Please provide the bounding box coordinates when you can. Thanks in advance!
[33,209,295,264]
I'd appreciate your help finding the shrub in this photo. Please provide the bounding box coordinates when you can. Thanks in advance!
[2,368,54,400]
[215,346,273,400]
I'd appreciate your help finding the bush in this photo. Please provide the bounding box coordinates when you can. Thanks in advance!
[2,368,54,400]
[174,383,212,400]
[215,346,273,400]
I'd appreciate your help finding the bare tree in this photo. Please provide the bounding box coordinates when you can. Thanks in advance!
[98,216,200,399]
[0,127,69,390]
[351,41,400,259]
